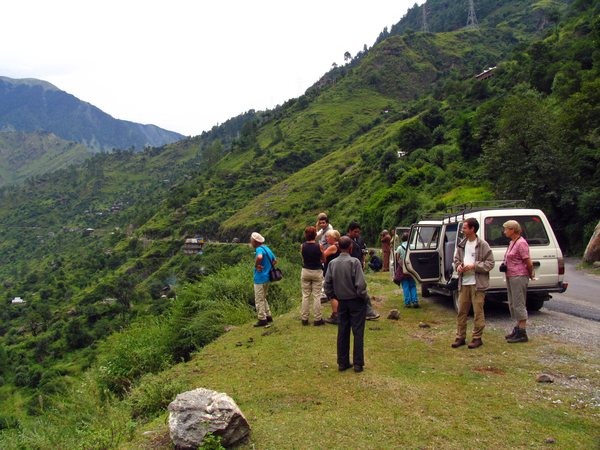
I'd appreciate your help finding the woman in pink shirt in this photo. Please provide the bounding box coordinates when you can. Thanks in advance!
[503,220,535,343]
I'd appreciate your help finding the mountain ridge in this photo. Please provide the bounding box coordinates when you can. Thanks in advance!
[0,76,185,153]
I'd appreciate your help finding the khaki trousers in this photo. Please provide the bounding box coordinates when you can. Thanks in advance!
[301,269,323,321]
[456,285,485,339]
[254,283,272,321]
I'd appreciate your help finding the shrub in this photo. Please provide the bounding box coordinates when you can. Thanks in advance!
[95,318,173,398]
[167,257,298,362]
[128,370,189,419]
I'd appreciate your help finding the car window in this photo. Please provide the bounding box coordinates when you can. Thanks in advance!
[411,226,441,250]
[444,224,458,244]
[484,216,550,247]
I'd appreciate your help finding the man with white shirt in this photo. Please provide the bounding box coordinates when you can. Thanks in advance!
[451,218,494,349]
[315,213,333,302]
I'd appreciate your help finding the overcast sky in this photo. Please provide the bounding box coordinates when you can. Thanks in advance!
[2,1,423,137]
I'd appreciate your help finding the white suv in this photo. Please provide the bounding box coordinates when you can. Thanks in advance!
[391,201,568,311]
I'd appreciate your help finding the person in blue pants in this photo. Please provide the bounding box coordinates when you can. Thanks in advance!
[396,232,419,308]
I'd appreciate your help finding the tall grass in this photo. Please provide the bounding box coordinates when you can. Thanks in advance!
[0,373,134,450]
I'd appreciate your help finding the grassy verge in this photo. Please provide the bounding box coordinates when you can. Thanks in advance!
[126,272,599,450]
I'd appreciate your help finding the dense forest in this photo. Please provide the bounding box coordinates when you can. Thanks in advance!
[1,0,599,447]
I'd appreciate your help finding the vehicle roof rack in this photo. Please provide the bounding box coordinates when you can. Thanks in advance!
[420,200,527,222]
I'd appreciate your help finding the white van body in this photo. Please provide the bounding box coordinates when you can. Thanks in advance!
[392,201,567,311]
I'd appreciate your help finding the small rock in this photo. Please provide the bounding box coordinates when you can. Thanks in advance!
[387,309,400,320]
[419,322,430,328]
[236,342,242,347]
[369,327,381,331]
[536,374,554,383]
[545,437,556,444]
[224,325,236,332]
[248,337,254,343]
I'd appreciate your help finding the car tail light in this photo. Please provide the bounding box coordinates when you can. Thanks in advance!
[558,257,565,275]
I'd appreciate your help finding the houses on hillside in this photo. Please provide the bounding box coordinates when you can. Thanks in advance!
[183,238,204,254]
[476,66,497,81]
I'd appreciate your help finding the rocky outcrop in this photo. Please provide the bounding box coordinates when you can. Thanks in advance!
[168,388,250,449]
[583,221,600,263]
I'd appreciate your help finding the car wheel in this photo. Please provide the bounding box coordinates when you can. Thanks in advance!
[526,295,547,312]
[421,283,431,297]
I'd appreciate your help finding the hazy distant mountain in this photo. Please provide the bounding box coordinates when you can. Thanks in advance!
[0,76,185,152]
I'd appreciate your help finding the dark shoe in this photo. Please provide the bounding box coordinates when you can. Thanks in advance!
[505,326,519,339]
[366,314,380,320]
[404,304,412,308]
[354,365,364,373]
[266,316,273,323]
[468,338,483,349]
[313,319,325,326]
[253,319,269,327]
[324,314,338,324]
[338,364,353,372]
[451,338,466,348]
[302,319,309,326]
[413,302,420,309]
[507,328,529,343]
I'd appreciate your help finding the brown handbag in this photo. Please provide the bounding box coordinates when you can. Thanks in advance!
[393,260,413,285]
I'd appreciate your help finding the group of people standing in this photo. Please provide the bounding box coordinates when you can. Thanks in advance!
[248,215,534,375]
[300,213,380,373]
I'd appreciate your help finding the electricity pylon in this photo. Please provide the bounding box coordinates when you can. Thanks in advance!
[465,0,479,30]
[421,2,430,33]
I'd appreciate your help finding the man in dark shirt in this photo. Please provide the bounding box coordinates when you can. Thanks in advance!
[344,221,380,320]
[346,221,367,269]
[368,251,383,272]
[324,236,370,373]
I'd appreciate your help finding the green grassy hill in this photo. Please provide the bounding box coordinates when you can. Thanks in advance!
[0,131,92,186]
[118,273,597,450]
[1,0,600,447]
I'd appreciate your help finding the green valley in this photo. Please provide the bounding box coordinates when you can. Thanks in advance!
[1,0,599,447]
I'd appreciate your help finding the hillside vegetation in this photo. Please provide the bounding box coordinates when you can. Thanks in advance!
[0,131,92,186]
[1,0,600,447]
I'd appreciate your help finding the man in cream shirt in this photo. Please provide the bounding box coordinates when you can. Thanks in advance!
[451,218,494,349]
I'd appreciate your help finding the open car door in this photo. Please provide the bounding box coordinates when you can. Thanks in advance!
[403,224,443,283]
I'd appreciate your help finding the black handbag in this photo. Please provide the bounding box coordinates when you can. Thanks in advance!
[445,277,459,290]
[264,247,283,282]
